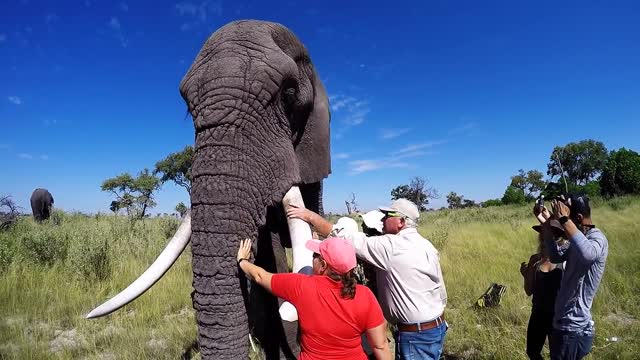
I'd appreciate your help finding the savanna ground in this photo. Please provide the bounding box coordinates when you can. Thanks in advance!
[1,197,638,359]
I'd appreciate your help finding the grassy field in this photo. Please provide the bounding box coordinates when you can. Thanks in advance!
[1,197,638,359]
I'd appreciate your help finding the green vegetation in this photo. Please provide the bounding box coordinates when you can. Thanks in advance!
[101,169,161,218]
[1,197,638,359]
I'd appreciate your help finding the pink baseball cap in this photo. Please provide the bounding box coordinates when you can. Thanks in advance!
[305,237,357,275]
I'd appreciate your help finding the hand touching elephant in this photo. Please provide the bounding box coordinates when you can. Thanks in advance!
[87,20,330,360]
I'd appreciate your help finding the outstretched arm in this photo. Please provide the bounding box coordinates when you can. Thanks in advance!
[237,238,273,293]
[286,205,333,237]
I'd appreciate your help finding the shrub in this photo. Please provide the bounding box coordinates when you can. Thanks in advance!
[501,186,527,205]
[0,234,15,271]
[18,227,68,266]
[482,199,503,207]
[158,217,180,240]
[50,209,65,226]
[68,235,111,281]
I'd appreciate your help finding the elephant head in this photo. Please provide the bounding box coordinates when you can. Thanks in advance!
[179,20,330,359]
[30,188,54,222]
[86,20,330,359]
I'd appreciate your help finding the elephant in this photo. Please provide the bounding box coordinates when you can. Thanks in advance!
[86,20,330,360]
[30,188,54,222]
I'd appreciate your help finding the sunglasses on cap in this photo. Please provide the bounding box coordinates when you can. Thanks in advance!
[383,211,405,218]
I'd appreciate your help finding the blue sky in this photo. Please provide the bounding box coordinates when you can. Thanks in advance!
[2,0,639,215]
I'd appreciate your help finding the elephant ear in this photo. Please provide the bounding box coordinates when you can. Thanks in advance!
[294,68,331,184]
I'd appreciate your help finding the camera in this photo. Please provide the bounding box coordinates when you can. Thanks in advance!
[535,195,544,210]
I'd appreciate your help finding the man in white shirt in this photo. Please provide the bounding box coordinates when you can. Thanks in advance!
[287,198,448,360]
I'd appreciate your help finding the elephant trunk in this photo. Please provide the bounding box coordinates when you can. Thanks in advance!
[191,129,298,358]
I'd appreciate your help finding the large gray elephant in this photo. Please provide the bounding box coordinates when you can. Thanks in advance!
[30,188,54,222]
[181,20,330,359]
[86,20,330,360]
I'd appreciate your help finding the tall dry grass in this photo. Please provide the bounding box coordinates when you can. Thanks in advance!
[1,197,638,359]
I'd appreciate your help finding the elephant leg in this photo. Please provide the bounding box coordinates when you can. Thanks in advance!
[250,206,298,360]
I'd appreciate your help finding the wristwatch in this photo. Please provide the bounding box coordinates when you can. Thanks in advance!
[559,216,570,225]
[237,258,249,265]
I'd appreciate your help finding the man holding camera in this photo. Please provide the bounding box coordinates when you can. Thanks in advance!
[542,195,608,360]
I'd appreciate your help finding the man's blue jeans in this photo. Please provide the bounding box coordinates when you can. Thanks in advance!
[549,325,594,360]
[394,322,447,360]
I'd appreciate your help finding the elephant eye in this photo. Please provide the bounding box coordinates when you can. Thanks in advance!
[281,78,298,108]
[283,87,296,103]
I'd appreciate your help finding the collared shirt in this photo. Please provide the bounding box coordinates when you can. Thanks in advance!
[344,227,447,324]
[545,227,608,331]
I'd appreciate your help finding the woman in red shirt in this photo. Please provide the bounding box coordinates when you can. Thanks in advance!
[237,236,391,360]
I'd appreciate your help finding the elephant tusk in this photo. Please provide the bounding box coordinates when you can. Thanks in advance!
[280,187,314,322]
[282,186,314,274]
[86,211,192,319]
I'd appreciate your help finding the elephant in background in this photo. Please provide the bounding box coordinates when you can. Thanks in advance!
[180,20,330,359]
[30,188,54,222]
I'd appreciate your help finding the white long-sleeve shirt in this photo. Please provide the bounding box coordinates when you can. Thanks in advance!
[344,227,447,324]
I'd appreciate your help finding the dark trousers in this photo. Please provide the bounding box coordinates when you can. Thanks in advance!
[526,310,554,360]
[549,326,594,360]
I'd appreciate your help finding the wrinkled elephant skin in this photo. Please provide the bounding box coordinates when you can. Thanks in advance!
[180,20,331,359]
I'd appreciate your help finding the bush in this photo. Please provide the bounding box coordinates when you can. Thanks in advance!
[600,148,640,197]
[0,234,15,271]
[482,199,503,207]
[501,186,527,205]
[158,216,180,240]
[50,209,65,226]
[68,234,111,281]
[18,227,69,266]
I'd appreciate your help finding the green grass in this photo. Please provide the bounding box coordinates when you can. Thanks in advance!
[1,198,638,359]
[421,198,640,359]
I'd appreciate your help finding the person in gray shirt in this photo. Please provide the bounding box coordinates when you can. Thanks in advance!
[542,194,608,360]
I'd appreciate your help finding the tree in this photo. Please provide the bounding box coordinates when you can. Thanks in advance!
[391,177,439,211]
[155,145,194,195]
[446,192,478,209]
[0,195,21,230]
[175,202,189,217]
[446,192,463,209]
[547,140,608,185]
[501,185,527,205]
[101,169,161,218]
[344,193,358,214]
[600,147,640,197]
[509,169,546,199]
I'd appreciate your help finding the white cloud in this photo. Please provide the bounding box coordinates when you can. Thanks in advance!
[18,153,33,159]
[329,93,371,131]
[119,2,129,12]
[0,144,10,150]
[449,122,477,135]
[40,155,49,160]
[108,17,128,47]
[334,152,350,160]
[345,139,443,175]
[0,34,6,42]
[43,119,58,126]
[396,140,447,154]
[176,1,223,31]
[348,159,409,175]
[109,17,121,31]
[8,96,22,105]
[380,128,411,140]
